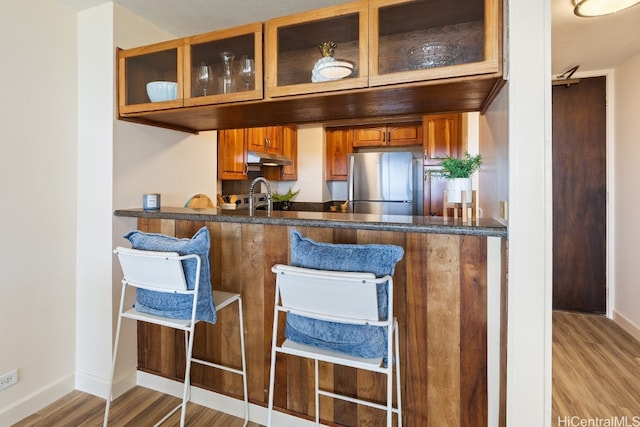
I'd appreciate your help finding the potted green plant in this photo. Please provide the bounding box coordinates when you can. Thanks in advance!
[272,187,300,211]
[440,151,482,203]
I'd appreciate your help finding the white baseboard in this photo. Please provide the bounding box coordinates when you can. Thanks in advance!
[612,309,640,342]
[0,374,75,427]
[137,371,316,426]
[76,369,137,401]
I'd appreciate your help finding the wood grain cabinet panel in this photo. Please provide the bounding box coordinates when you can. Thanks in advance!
[352,122,423,147]
[217,128,247,180]
[246,126,283,155]
[134,219,498,426]
[325,127,354,181]
[263,125,298,181]
[279,126,298,180]
[423,113,460,166]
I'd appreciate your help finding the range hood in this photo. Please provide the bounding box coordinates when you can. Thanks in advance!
[246,150,292,166]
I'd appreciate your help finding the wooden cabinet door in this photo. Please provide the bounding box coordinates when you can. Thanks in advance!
[218,128,247,180]
[423,113,460,166]
[388,122,422,146]
[265,126,283,154]
[264,1,369,98]
[246,126,283,154]
[280,126,298,180]
[246,127,267,152]
[353,122,422,147]
[325,127,353,181]
[423,169,447,217]
[353,126,386,147]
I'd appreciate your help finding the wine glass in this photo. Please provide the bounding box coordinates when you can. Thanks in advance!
[195,62,212,96]
[239,56,255,89]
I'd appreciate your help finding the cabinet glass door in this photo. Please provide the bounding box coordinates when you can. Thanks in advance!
[265,0,369,98]
[369,0,501,87]
[185,23,263,106]
[118,39,184,114]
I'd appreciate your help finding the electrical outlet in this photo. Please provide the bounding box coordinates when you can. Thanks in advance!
[0,369,18,391]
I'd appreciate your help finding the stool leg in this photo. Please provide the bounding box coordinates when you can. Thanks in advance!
[394,320,402,427]
[180,329,196,427]
[104,284,127,427]
[315,359,320,426]
[237,298,249,427]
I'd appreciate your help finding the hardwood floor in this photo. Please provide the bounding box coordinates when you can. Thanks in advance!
[12,386,261,427]
[553,310,640,424]
[12,311,640,426]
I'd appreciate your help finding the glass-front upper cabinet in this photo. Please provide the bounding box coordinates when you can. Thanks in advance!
[118,39,184,114]
[185,23,263,106]
[369,0,501,87]
[264,0,369,98]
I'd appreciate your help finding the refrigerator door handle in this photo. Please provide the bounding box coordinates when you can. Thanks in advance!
[347,154,355,203]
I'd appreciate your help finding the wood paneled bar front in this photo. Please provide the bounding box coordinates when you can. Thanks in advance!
[114,207,508,426]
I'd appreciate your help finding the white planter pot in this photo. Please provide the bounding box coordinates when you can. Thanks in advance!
[446,178,472,203]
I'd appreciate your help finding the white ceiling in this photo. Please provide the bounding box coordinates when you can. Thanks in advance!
[56,0,640,77]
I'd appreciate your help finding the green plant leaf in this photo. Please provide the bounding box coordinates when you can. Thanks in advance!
[440,151,482,178]
[272,187,300,202]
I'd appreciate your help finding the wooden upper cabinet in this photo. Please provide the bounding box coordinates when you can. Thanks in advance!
[246,126,283,155]
[116,1,502,132]
[369,0,502,87]
[219,125,297,181]
[352,122,422,147]
[184,23,263,107]
[423,113,460,165]
[325,127,354,181]
[264,0,369,98]
[118,39,185,114]
[118,23,263,116]
[218,128,247,180]
[264,126,298,181]
[280,126,298,180]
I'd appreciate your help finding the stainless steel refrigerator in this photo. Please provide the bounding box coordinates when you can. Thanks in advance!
[347,151,423,215]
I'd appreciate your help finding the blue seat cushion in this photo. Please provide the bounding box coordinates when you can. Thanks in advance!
[124,226,216,324]
[285,229,404,359]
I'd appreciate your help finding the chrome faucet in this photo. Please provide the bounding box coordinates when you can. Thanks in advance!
[249,176,272,215]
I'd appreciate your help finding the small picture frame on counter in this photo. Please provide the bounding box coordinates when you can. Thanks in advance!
[143,193,161,210]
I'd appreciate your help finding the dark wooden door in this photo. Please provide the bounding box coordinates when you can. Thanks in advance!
[552,76,606,313]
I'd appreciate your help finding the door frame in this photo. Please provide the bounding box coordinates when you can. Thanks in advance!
[557,69,614,317]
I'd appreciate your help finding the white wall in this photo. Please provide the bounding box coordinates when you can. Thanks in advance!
[613,52,640,339]
[286,125,327,202]
[480,93,509,222]
[96,3,218,399]
[75,2,117,400]
[506,0,553,424]
[0,1,78,425]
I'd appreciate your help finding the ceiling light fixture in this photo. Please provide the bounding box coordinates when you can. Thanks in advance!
[573,0,640,17]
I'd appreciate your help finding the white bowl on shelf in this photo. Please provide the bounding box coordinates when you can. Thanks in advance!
[146,81,178,102]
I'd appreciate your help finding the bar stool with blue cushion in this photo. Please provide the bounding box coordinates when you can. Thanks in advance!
[104,227,248,427]
[267,230,404,427]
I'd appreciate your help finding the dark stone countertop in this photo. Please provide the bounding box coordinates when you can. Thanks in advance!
[115,207,508,238]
